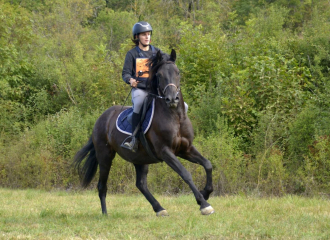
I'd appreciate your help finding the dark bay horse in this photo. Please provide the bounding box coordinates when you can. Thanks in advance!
[74,50,214,216]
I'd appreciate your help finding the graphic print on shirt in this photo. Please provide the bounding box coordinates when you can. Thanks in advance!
[136,58,149,79]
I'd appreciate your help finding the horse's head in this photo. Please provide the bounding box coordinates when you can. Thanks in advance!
[149,49,180,108]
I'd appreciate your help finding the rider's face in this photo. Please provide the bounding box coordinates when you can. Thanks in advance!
[138,31,151,46]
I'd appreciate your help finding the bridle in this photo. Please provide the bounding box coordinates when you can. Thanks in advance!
[162,83,180,96]
[148,62,180,99]
[148,78,180,100]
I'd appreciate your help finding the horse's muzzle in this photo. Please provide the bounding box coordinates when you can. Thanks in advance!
[165,96,179,108]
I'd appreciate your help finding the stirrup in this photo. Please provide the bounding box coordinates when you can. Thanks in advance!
[121,136,138,152]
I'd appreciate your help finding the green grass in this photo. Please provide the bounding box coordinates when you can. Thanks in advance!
[0,189,329,239]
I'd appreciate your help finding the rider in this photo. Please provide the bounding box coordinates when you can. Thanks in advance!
[122,21,162,151]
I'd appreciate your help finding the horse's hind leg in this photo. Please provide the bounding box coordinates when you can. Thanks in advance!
[134,164,168,216]
[179,146,213,201]
[96,148,115,215]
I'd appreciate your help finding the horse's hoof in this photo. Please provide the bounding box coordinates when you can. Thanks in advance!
[201,206,214,215]
[156,210,169,217]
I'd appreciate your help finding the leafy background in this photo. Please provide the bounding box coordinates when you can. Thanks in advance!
[1,0,330,196]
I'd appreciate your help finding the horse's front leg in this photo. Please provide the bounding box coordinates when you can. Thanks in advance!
[161,147,214,215]
[178,145,213,201]
[134,164,168,217]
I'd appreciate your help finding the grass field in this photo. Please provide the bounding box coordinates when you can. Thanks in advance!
[0,189,329,239]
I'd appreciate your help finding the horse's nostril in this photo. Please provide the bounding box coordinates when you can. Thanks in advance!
[165,98,171,103]
[175,96,179,101]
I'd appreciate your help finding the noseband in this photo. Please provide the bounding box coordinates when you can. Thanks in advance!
[148,79,180,99]
[148,62,180,99]
[157,62,180,97]
[161,83,180,96]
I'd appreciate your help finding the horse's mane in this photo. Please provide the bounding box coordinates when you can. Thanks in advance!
[147,52,173,94]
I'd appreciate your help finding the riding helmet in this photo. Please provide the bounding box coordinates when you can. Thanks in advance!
[132,21,153,39]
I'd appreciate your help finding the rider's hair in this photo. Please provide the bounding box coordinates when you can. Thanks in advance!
[132,34,139,46]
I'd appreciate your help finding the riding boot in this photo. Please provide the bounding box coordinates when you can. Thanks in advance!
[124,112,141,152]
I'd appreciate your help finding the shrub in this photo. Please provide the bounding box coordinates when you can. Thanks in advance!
[0,107,97,189]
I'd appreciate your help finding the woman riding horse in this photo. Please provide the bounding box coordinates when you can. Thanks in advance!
[122,21,162,151]
[122,21,187,151]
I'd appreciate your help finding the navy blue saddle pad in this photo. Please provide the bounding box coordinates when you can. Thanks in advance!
[116,99,155,135]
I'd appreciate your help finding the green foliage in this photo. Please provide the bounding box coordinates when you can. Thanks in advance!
[0,107,97,189]
[105,0,130,10]
[232,0,315,29]
[178,22,225,95]
[92,8,136,50]
[186,84,222,134]
[273,0,313,29]
[306,135,330,190]
[250,111,290,195]
[4,0,46,11]
[1,0,330,195]
[221,54,311,138]
[0,2,35,133]
[293,134,330,195]
[178,5,312,140]
[288,105,316,166]
[192,116,247,194]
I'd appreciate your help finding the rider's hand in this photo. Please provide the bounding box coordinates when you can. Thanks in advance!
[129,78,139,88]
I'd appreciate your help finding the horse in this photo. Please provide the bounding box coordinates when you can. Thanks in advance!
[74,49,214,216]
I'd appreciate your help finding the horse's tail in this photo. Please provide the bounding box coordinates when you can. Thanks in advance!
[73,137,98,188]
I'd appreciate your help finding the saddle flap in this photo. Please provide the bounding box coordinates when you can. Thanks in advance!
[126,112,133,125]
[116,99,155,135]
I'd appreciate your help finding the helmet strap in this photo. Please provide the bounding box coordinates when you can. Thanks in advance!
[140,41,149,48]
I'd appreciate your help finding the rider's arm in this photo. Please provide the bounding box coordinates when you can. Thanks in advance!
[122,51,136,85]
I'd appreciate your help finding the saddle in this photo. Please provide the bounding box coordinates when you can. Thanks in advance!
[117,96,161,162]
[116,99,155,135]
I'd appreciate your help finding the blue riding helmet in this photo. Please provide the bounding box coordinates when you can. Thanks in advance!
[132,21,153,39]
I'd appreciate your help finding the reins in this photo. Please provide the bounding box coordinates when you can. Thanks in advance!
[148,92,164,99]
[120,69,147,111]
[148,62,180,99]
[120,88,133,113]
[147,82,180,99]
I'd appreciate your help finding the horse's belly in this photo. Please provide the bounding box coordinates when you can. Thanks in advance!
[116,151,163,165]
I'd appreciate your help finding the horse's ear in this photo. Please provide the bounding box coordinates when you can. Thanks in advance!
[156,50,162,63]
[170,49,176,62]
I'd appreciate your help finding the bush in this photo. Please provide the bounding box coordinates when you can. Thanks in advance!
[294,135,330,195]
[0,107,98,189]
